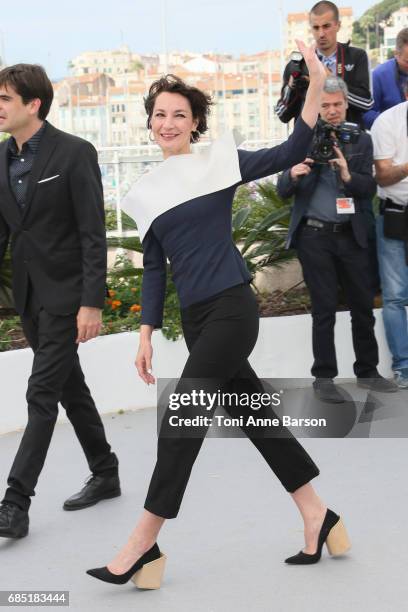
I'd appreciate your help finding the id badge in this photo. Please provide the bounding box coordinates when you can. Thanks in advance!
[336,197,355,214]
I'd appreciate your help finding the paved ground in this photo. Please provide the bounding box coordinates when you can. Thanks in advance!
[0,407,407,612]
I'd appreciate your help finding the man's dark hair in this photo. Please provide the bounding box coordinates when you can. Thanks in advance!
[0,64,54,120]
[144,74,213,143]
[310,1,340,22]
[396,27,408,53]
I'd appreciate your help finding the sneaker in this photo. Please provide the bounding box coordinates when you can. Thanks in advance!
[357,373,398,393]
[394,368,408,389]
[313,379,345,404]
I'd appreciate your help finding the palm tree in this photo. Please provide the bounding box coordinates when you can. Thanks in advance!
[232,181,295,280]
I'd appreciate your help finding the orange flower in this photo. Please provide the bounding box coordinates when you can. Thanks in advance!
[108,289,116,297]
[111,300,122,310]
[130,304,141,312]
[106,298,112,305]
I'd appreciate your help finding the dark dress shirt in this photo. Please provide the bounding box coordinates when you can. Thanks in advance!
[8,122,46,209]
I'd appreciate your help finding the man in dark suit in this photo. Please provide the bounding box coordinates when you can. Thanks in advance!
[0,64,120,539]
[277,76,397,402]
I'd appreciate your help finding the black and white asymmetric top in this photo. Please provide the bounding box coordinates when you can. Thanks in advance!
[121,116,313,328]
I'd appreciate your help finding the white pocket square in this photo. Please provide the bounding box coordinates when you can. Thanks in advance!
[38,174,60,184]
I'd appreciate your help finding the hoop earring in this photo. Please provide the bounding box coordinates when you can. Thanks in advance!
[148,130,155,143]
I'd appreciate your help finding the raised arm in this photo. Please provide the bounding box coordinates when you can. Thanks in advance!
[239,41,325,184]
[297,40,327,129]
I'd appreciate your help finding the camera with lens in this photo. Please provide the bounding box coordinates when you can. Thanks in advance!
[287,51,310,91]
[310,119,361,164]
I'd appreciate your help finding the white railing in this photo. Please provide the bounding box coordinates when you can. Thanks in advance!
[99,137,285,236]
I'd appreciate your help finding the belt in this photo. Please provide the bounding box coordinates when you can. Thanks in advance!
[301,217,352,233]
[379,198,407,215]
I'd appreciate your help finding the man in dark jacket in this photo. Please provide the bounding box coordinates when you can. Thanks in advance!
[0,64,120,539]
[276,1,373,127]
[277,76,396,402]
[364,27,408,129]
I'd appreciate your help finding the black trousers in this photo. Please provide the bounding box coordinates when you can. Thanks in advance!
[144,283,320,519]
[3,286,118,511]
[296,225,379,379]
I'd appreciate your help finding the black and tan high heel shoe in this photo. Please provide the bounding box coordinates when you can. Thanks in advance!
[86,543,166,589]
[285,508,351,565]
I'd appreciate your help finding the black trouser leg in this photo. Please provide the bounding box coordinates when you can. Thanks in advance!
[60,356,119,476]
[225,362,319,493]
[336,234,379,377]
[3,292,117,511]
[144,284,319,519]
[296,227,339,379]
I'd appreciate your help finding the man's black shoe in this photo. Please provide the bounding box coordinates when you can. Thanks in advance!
[0,502,29,538]
[63,474,121,511]
[357,373,398,393]
[313,379,345,404]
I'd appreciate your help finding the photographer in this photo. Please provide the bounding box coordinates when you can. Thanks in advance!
[276,1,373,127]
[277,76,396,402]
[364,28,408,129]
[371,89,408,387]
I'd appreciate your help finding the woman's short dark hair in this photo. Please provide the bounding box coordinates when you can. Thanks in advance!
[144,74,213,143]
[0,64,54,120]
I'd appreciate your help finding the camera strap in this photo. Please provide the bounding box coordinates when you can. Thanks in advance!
[336,44,345,80]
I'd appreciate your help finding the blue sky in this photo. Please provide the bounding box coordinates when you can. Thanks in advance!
[1,0,375,78]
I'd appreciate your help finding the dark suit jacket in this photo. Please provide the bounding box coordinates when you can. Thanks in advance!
[0,122,107,315]
[277,131,377,250]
